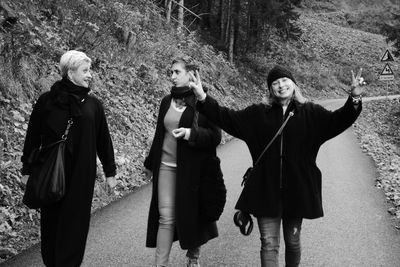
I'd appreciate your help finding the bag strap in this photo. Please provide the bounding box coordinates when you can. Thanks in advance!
[61,118,74,141]
[253,111,294,168]
[41,118,73,150]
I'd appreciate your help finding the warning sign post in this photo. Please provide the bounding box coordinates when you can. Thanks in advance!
[379,63,394,81]
[379,50,395,84]
[381,49,394,62]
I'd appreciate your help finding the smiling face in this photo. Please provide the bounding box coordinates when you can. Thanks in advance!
[170,62,191,87]
[68,61,92,88]
[270,77,295,104]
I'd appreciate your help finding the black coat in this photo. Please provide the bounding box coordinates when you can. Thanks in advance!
[21,91,116,266]
[144,94,221,249]
[197,95,361,219]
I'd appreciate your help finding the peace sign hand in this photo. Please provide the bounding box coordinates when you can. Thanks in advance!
[188,70,207,101]
[350,68,366,96]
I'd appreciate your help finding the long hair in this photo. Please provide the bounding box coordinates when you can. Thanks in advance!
[263,82,307,106]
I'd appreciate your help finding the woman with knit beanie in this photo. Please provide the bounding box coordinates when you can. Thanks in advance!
[21,50,117,266]
[144,58,223,267]
[189,65,364,267]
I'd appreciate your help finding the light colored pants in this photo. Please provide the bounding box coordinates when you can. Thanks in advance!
[257,215,302,267]
[155,163,200,266]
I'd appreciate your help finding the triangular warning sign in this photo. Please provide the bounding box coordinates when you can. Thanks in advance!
[381,50,394,62]
[380,63,394,75]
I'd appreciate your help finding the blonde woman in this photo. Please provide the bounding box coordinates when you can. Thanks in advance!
[190,65,364,267]
[21,50,116,266]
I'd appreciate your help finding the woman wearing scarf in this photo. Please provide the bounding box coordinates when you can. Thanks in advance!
[189,65,364,267]
[21,50,117,266]
[144,58,222,267]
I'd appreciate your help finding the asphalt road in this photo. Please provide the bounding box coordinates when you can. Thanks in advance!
[3,99,400,266]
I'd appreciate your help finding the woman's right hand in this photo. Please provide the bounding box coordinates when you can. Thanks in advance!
[144,168,153,180]
[189,70,207,101]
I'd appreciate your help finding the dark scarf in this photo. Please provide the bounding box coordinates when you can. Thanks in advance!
[48,77,90,117]
[170,86,198,131]
[170,86,194,99]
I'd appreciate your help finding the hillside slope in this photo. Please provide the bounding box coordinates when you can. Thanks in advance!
[0,0,259,260]
[239,12,400,99]
[1,0,399,262]
[301,0,399,34]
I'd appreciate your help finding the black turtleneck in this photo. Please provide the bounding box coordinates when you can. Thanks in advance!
[48,77,90,117]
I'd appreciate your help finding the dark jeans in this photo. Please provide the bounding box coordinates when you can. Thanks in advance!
[257,216,303,267]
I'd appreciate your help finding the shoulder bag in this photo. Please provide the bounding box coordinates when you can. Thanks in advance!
[23,118,73,209]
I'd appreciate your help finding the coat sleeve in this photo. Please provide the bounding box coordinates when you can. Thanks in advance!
[96,101,116,177]
[144,138,155,171]
[143,144,155,171]
[188,113,221,149]
[314,96,362,143]
[144,97,168,171]
[196,95,253,141]
[21,94,46,175]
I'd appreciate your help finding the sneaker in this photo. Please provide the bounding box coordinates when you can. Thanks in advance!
[187,258,200,267]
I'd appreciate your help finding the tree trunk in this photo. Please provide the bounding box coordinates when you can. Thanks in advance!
[219,0,226,42]
[199,0,211,29]
[166,0,172,23]
[228,16,234,63]
[165,0,172,24]
[233,0,240,56]
[178,0,184,28]
[224,0,232,46]
[228,0,239,62]
[246,0,253,52]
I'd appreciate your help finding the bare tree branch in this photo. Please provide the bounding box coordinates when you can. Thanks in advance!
[170,0,201,19]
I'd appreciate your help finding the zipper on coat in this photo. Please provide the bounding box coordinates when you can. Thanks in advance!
[279,109,293,189]
[279,110,284,189]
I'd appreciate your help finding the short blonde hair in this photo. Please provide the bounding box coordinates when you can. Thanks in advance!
[59,50,92,78]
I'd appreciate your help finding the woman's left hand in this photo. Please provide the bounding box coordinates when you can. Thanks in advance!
[106,176,118,189]
[172,128,188,139]
[350,68,366,96]
[189,70,206,100]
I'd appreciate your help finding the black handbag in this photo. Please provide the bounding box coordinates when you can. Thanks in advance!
[199,156,227,223]
[234,111,294,235]
[23,118,73,209]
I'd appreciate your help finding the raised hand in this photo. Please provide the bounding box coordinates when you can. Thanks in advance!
[350,68,366,96]
[188,70,206,100]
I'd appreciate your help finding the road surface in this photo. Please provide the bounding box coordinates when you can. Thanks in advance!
[3,99,400,266]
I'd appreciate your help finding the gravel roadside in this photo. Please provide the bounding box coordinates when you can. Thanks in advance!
[354,97,400,229]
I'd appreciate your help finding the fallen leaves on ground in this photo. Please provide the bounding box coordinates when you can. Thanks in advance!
[354,97,400,228]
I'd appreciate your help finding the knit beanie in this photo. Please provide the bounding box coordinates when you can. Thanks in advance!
[267,65,296,89]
